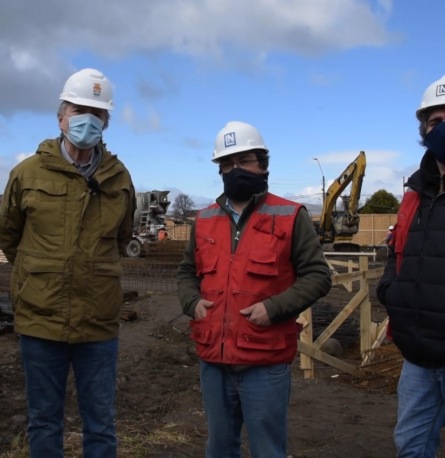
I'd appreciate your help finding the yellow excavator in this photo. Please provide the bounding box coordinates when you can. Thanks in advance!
[313,151,367,252]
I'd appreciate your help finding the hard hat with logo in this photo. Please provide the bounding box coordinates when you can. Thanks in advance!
[389,225,394,230]
[212,121,268,163]
[60,68,114,111]
[416,74,445,120]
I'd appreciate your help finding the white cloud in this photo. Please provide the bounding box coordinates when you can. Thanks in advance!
[120,105,164,134]
[15,152,33,163]
[0,0,395,115]
[313,149,401,165]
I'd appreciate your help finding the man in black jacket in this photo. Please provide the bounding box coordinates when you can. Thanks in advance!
[378,74,445,457]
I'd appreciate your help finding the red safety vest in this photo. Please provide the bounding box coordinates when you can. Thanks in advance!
[386,190,420,340]
[191,193,303,365]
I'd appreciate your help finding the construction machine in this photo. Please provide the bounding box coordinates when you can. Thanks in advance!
[313,151,367,252]
[126,191,171,258]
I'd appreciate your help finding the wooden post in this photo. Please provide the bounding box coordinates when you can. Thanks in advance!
[299,308,314,379]
[359,257,371,356]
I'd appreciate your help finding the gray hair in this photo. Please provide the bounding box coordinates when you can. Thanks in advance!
[57,101,110,130]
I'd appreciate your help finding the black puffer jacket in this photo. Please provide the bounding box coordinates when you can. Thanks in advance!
[377,151,445,367]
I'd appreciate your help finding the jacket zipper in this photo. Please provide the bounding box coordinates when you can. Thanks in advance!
[196,234,215,244]
[221,222,240,361]
[415,187,444,321]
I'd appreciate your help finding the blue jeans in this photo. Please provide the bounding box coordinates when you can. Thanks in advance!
[200,360,291,458]
[20,335,118,458]
[395,359,445,457]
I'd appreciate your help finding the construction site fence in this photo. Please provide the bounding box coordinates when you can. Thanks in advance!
[0,258,180,296]
[311,213,398,246]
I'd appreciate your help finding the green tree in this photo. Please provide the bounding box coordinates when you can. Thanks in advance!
[360,189,400,214]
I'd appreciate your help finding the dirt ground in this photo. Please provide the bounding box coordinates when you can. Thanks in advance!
[0,266,444,458]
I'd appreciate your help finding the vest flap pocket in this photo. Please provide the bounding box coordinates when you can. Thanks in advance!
[253,214,285,239]
[94,262,123,277]
[189,319,212,345]
[199,250,218,274]
[237,319,286,351]
[246,250,278,276]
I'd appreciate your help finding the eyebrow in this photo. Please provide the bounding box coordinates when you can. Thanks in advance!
[428,116,444,125]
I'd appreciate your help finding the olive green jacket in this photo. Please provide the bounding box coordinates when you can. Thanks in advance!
[0,139,136,343]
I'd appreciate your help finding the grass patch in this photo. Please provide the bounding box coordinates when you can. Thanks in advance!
[1,423,197,458]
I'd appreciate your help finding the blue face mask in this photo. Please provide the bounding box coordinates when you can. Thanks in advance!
[64,113,104,150]
[424,122,445,165]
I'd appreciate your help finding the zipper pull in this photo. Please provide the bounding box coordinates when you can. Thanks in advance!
[235,231,240,241]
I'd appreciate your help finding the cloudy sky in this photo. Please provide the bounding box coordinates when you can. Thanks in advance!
[0,0,441,207]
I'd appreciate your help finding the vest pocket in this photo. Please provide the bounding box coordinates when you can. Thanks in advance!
[195,249,219,276]
[237,319,286,351]
[246,250,278,277]
[189,319,212,345]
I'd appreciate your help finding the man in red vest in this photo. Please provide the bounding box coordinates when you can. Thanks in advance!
[377,75,445,457]
[178,121,332,458]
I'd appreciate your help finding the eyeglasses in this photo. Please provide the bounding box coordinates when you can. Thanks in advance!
[219,159,258,174]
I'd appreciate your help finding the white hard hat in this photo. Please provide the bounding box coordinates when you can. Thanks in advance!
[416,74,445,120]
[59,68,114,111]
[389,225,394,230]
[212,121,268,163]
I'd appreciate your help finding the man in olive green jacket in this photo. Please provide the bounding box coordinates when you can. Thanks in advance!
[0,69,135,458]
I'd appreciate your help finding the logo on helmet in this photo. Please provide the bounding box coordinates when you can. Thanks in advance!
[436,85,445,97]
[224,132,236,148]
[93,83,102,97]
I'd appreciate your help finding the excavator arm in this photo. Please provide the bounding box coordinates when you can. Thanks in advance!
[317,151,366,243]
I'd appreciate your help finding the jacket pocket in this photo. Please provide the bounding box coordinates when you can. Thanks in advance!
[100,186,129,238]
[93,262,123,321]
[189,319,212,345]
[236,318,286,351]
[195,248,219,277]
[246,250,278,277]
[22,180,67,237]
[18,257,66,316]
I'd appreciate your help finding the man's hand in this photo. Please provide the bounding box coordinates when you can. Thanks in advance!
[240,302,271,326]
[194,299,214,319]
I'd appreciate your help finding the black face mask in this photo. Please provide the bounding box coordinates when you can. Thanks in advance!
[222,168,268,202]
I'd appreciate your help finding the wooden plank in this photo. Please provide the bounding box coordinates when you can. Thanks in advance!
[377,317,389,339]
[324,252,376,256]
[328,260,359,269]
[313,288,368,349]
[370,322,378,345]
[298,341,355,375]
[362,318,390,365]
[298,309,314,379]
[359,257,371,355]
[344,259,354,292]
[331,268,384,286]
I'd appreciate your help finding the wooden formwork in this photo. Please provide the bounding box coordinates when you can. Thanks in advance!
[298,255,385,379]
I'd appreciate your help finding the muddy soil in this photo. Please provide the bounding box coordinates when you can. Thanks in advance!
[1,273,444,458]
